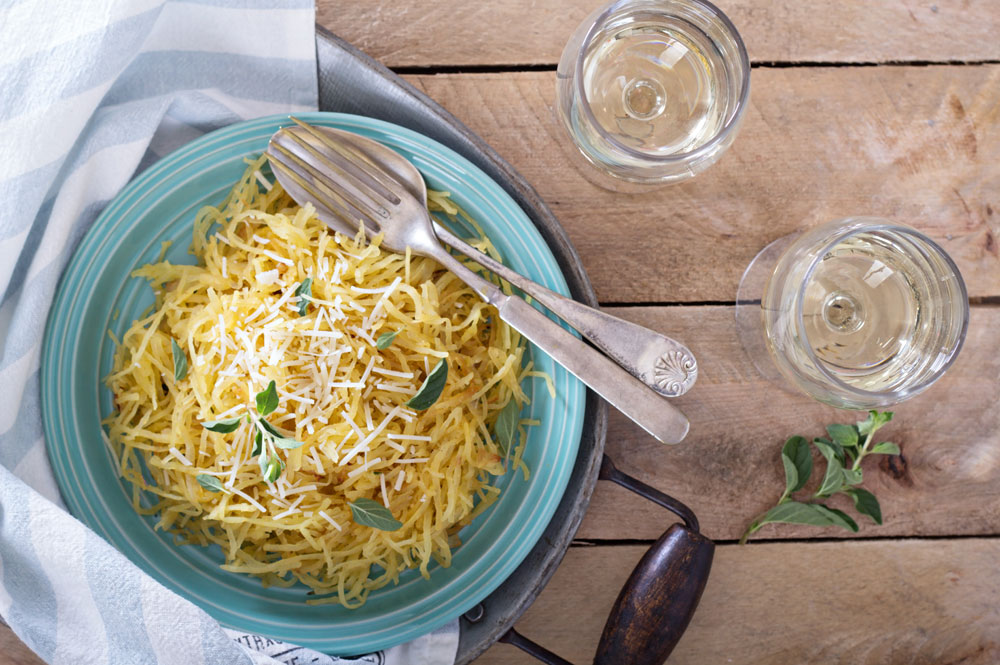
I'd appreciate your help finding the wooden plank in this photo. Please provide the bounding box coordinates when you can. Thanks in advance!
[404,66,1000,303]
[4,539,997,665]
[318,1,1000,68]
[575,304,1000,542]
[5,542,999,664]
[473,539,1000,664]
[0,626,41,665]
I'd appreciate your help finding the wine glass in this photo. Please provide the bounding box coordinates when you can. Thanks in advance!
[736,218,969,409]
[555,0,750,190]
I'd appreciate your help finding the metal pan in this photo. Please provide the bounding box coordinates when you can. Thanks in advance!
[316,27,714,665]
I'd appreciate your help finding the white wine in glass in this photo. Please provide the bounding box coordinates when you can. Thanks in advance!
[742,218,968,409]
[581,12,735,155]
[556,0,749,187]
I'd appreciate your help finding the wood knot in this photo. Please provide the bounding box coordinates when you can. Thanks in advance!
[879,452,913,487]
[949,95,966,120]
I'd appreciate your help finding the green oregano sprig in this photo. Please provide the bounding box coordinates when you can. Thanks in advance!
[199,380,304,484]
[741,411,899,544]
[251,380,304,484]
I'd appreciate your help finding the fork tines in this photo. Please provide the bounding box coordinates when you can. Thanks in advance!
[267,119,402,237]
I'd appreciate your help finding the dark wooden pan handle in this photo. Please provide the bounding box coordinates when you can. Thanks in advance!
[593,523,714,664]
[593,455,714,665]
[496,454,713,665]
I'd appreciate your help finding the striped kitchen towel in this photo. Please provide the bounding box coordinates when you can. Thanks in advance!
[0,2,458,664]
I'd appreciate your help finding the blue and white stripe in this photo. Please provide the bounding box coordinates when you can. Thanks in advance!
[0,1,316,662]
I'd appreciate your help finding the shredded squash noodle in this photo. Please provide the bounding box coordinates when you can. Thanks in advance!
[104,156,541,608]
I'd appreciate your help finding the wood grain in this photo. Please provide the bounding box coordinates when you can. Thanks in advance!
[404,66,1000,304]
[473,539,1000,664]
[318,1,1000,68]
[576,304,1000,542]
[0,626,42,665]
[5,540,997,665]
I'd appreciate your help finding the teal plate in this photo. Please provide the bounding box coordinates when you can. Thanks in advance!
[41,112,585,655]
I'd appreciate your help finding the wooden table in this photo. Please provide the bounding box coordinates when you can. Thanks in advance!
[317,1,1000,663]
[4,2,999,663]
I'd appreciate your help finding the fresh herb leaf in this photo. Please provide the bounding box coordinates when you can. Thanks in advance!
[270,458,285,483]
[870,441,900,455]
[196,474,225,493]
[171,339,188,382]
[256,418,303,450]
[255,419,300,448]
[857,410,893,436]
[780,455,799,498]
[781,435,812,495]
[746,502,860,537]
[349,498,403,531]
[251,429,263,456]
[754,501,841,529]
[271,435,305,450]
[202,416,243,433]
[405,359,448,411]
[815,437,847,466]
[814,504,859,532]
[826,423,858,449]
[812,439,844,497]
[494,399,520,456]
[258,418,282,438]
[376,330,399,350]
[262,455,284,484]
[842,467,863,486]
[256,380,279,416]
[295,278,312,316]
[847,488,883,524]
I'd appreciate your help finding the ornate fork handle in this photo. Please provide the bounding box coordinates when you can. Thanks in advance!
[434,225,698,397]
[428,243,690,444]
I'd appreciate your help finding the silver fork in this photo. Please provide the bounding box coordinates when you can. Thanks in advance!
[267,122,690,444]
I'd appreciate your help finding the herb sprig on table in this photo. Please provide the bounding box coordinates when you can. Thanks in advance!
[741,410,900,544]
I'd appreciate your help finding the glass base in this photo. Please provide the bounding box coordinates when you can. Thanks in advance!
[735,233,799,392]
[551,115,671,193]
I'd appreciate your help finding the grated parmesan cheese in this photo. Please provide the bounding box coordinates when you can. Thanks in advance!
[255,269,280,286]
